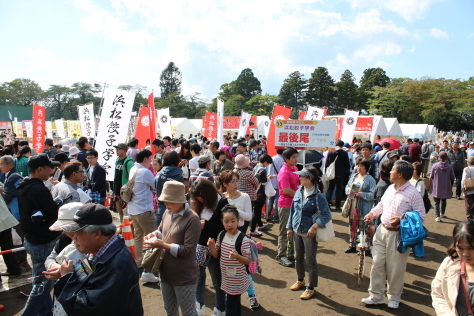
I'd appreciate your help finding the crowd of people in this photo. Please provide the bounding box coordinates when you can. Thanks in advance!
[0,131,473,315]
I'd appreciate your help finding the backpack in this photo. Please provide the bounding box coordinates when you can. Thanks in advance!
[120,168,139,203]
[420,144,433,159]
[218,231,261,274]
[416,179,432,214]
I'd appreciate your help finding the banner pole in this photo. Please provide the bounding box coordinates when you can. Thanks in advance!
[95,82,107,139]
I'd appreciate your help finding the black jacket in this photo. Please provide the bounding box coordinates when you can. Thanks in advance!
[18,177,60,244]
[198,197,228,246]
[87,164,107,198]
[325,148,350,178]
[54,237,143,316]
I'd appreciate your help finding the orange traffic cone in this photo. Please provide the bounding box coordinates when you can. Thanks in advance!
[122,216,136,260]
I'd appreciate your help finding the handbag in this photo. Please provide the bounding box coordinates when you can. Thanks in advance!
[463,167,474,191]
[323,156,338,182]
[142,210,186,274]
[316,220,335,242]
[88,183,101,204]
[341,198,352,218]
[264,181,276,197]
[196,244,211,267]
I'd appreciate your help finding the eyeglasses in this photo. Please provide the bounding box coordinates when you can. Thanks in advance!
[85,157,97,160]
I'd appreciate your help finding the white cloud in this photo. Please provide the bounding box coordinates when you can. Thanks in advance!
[469,33,474,38]
[430,27,449,39]
[353,42,403,62]
[344,0,436,21]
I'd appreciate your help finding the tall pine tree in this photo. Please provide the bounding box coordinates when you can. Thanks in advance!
[305,67,337,114]
[278,71,307,118]
[159,62,182,99]
[336,70,359,111]
[359,67,390,109]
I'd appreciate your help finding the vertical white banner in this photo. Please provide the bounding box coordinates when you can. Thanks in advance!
[341,109,359,143]
[257,116,270,138]
[238,111,251,138]
[304,106,327,121]
[217,99,224,146]
[45,121,53,139]
[370,115,382,144]
[96,88,136,181]
[25,122,33,138]
[55,119,66,138]
[157,108,172,138]
[78,104,96,139]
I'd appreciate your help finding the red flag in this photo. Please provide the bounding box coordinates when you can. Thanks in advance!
[134,106,150,149]
[267,105,292,157]
[148,93,156,142]
[32,104,45,153]
[299,111,307,120]
[203,112,217,140]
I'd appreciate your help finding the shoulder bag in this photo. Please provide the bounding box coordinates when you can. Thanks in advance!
[314,192,335,242]
[120,169,139,203]
[460,259,474,316]
[323,156,338,182]
[142,210,187,274]
[464,167,474,191]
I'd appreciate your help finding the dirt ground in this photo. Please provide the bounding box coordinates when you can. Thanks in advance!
[0,197,464,316]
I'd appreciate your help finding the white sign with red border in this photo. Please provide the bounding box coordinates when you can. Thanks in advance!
[275,119,336,150]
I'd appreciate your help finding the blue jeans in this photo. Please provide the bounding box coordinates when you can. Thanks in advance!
[455,170,463,197]
[196,256,226,312]
[22,239,57,316]
[267,190,279,220]
[156,202,166,228]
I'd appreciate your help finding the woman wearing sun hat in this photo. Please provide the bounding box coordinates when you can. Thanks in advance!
[144,181,201,316]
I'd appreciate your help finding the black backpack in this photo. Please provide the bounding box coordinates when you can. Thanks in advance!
[416,179,432,213]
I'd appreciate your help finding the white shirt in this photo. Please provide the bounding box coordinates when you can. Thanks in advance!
[226,192,252,227]
[127,163,155,215]
[189,156,199,172]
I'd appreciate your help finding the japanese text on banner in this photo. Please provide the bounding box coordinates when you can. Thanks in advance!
[275,120,336,151]
[32,104,46,153]
[95,88,135,181]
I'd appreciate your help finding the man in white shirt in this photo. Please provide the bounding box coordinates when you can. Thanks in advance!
[189,143,201,173]
[127,149,159,283]
[376,142,391,166]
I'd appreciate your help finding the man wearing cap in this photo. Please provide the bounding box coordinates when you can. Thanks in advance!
[126,149,159,283]
[188,155,214,188]
[43,138,58,159]
[18,154,61,315]
[54,203,143,315]
[51,162,84,205]
[113,143,134,223]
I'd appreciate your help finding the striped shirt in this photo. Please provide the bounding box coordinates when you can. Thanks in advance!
[216,232,251,295]
[369,181,426,227]
[88,234,121,266]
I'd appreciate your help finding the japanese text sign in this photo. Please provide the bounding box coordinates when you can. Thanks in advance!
[32,104,46,153]
[275,119,336,151]
[204,112,217,140]
[78,104,96,138]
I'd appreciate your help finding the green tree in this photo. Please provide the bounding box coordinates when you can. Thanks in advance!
[245,94,279,116]
[278,71,307,118]
[43,85,75,119]
[233,68,262,99]
[118,84,148,112]
[335,70,360,110]
[305,67,337,114]
[159,62,182,99]
[359,67,390,108]
[4,78,43,106]
[71,82,101,104]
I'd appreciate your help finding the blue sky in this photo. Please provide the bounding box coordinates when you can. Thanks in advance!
[1,0,473,102]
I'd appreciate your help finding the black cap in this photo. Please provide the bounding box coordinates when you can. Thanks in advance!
[61,203,112,233]
[54,153,70,164]
[28,154,60,169]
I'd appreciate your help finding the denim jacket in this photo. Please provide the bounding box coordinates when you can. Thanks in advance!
[287,186,332,234]
[344,173,376,217]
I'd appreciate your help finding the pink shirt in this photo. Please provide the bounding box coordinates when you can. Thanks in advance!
[277,163,299,208]
[370,181,426,227]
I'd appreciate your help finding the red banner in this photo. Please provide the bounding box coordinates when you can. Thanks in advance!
[32,104,45,153]
[223,116,256,133]
[148,93,156,154]
[134,106,151,149]
[267,105,292,157]
[355,117,373,132]
[299,111,306,120]
[203,112,217,140]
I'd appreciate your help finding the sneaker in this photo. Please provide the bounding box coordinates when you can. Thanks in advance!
[361,296,385,305]
[258,223,269,230]
[435,217,441,222]
[249,231,263,237]
[211,307,225,316]
[196,302,206,316]
[249,295,260,309]
[290,281,305,291]
[344,246,357,253]
[140,272,160,283]
[387,300,400,309]
[300,289,315,300]
[277,256,292,267]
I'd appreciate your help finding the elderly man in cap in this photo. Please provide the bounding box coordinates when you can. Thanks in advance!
[54,203,143,316]
[18,154,61,316]
[43,138,58,159]
[188,155,214,188]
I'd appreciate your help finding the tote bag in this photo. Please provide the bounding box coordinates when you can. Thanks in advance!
[265,181,276,197]
[323,156,338,182]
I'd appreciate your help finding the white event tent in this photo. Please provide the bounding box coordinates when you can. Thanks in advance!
[383,118,404,139]
[171,118,201,137]
[399,124,430,137]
